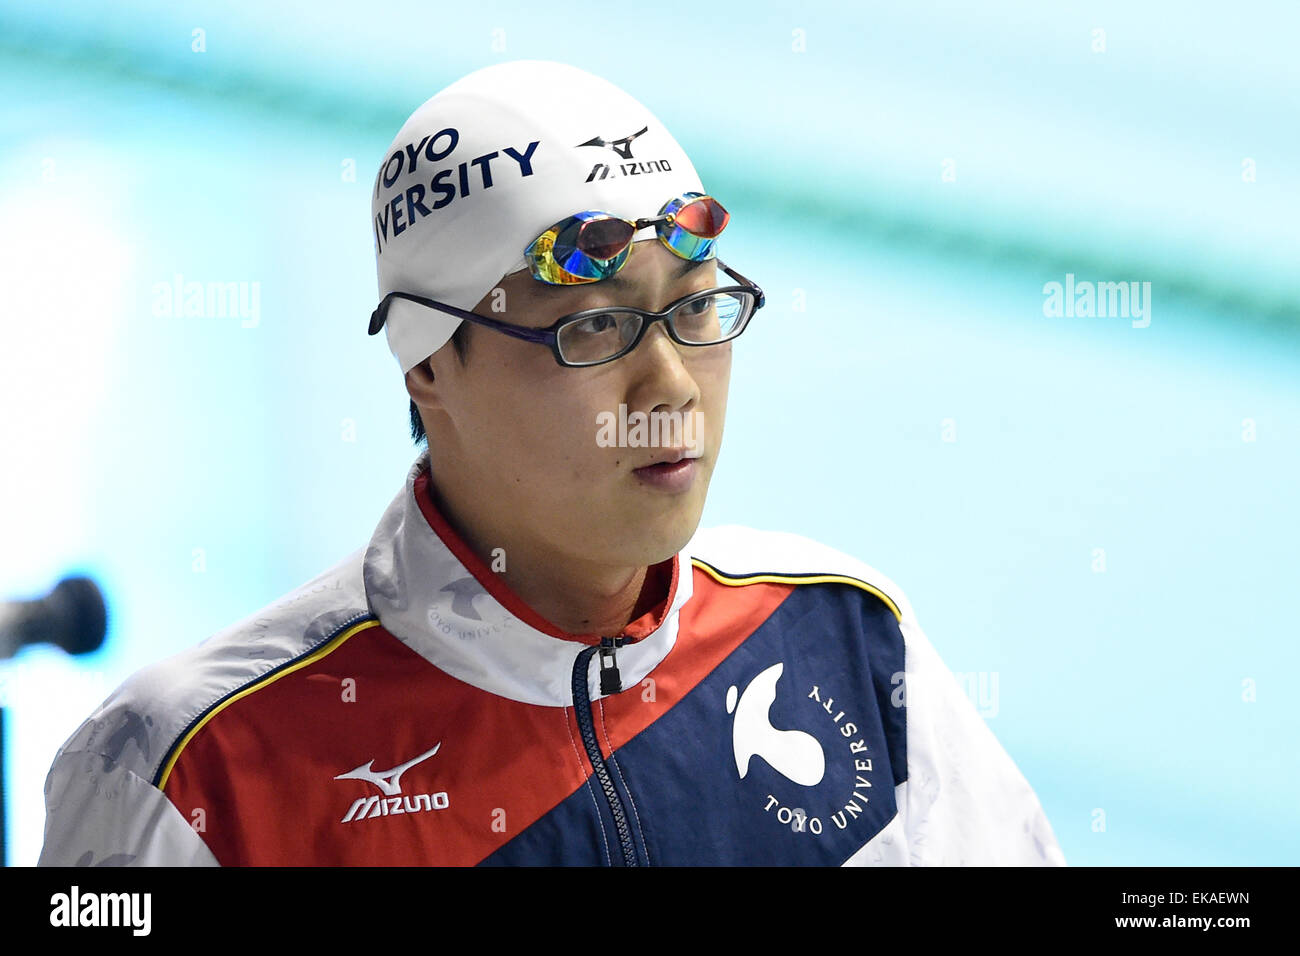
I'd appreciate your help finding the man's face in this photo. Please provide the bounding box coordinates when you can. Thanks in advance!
[412,239,733,571]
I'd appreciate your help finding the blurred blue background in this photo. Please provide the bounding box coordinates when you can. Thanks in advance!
[1,0,1296,866]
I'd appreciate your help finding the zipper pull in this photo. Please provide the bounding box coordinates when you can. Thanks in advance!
[598,636,623,695]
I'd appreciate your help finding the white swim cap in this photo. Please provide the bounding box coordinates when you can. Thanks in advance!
[370,59,708,373]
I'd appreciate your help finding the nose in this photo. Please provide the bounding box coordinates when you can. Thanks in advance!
[625,314,701,412]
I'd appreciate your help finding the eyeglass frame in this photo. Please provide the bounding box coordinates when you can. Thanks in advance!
[368,258,765,368]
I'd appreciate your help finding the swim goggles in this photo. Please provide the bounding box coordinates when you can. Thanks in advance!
[517,191,729,285]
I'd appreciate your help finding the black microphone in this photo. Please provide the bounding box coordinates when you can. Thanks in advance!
[0,575,108,660]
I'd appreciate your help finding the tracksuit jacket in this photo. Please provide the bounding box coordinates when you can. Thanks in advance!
[39,450,1065,866]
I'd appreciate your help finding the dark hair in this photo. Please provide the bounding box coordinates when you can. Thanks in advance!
[410,322,472,446]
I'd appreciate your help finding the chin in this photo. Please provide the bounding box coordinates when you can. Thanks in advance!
[650,499,707,561]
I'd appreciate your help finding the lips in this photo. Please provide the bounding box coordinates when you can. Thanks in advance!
[635,448,703,470]
[631,453,700,493]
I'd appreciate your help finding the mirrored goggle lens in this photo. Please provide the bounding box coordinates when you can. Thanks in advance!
[538,214,634,283]
[658,195,729,261]
[672,196,729,238]
[576,217,636,260]
[527,196,731,285]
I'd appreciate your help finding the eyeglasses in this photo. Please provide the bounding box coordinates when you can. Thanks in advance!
[368,259,765,368]
[520,192,729,286]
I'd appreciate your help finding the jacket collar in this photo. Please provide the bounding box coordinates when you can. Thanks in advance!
[362,450,694,707]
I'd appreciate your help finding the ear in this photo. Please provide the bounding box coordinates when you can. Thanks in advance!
[405,357,442,413]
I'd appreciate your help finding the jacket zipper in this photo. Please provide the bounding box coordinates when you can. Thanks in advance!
[571,636,639,866]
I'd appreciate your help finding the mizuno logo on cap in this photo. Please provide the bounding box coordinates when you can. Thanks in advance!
[576,126,649,160]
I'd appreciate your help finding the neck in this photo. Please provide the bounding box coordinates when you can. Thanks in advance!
[425,473,662,638]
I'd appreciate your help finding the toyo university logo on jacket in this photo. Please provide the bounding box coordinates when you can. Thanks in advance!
[726,661,881,837]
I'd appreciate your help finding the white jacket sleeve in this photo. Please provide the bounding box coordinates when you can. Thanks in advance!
[891,609,1066,866]
[37,747,220,867]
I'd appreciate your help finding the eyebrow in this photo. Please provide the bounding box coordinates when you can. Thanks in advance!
[603,255,711,287]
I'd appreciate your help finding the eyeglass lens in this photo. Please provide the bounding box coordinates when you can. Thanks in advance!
[556,291,752,365]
